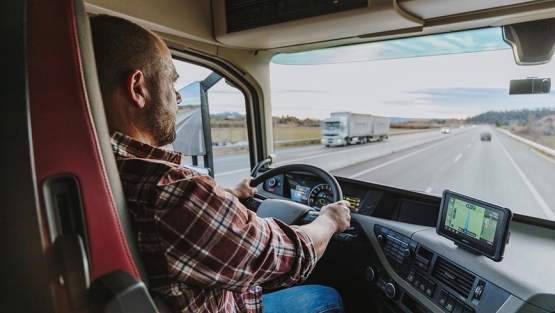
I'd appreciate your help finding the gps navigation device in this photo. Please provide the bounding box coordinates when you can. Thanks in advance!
[437,190,512,262]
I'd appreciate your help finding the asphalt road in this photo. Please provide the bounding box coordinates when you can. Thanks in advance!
[187,126,555,220]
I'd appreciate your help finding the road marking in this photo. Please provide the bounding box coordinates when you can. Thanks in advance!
[497,137,555,220]
[454,154,462,163]
[425,187,433,193]
[349,139,450,179]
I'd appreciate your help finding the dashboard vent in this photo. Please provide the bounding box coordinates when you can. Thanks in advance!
[432,257,475,298]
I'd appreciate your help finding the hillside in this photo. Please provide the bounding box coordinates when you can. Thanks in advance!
[466,108,555,126]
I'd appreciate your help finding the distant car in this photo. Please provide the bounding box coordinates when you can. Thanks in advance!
[480,132,492,141]
[441,127,451,134]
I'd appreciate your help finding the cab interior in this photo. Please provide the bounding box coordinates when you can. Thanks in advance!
[2,0,555,312]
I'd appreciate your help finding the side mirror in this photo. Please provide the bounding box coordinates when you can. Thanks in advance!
[174,81,215,176]
[175,81,205,156]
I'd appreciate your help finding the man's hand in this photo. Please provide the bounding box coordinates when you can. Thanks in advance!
[225,177,258,199]
[319,200,351,234]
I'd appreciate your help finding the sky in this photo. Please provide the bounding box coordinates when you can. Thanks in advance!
[175,27,555,121]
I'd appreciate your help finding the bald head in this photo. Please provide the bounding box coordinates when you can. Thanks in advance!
[90,14,164,101]
[89,15,181,147]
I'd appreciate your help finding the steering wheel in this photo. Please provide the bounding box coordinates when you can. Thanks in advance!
[249,163,343,225]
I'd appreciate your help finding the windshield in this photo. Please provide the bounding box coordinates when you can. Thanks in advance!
[323,122,341,131]
[269,27,555,221]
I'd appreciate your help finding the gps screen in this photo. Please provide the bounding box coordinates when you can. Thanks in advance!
[443,197,498,246]
[437,190,512,262]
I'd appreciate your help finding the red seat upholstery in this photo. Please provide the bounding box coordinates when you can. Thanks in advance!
[27,0,146,311]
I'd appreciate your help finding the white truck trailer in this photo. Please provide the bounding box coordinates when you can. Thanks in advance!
[321,112,389,147]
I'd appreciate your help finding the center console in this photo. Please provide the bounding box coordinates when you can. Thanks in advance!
[370,224,510,313]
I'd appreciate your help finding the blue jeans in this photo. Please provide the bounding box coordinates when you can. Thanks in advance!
[262,285,345,313]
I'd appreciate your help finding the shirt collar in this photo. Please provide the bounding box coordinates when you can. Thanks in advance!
[110,131,183,165]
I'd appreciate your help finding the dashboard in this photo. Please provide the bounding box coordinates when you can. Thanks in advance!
[251,170,555,313]
[260,171,440,226]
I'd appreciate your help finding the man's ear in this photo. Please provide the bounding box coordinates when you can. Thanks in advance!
[126,69,147,108]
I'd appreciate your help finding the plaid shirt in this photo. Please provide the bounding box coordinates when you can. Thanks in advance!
[110,132,317,312]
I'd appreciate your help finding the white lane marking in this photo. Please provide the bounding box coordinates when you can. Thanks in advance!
[454,154,462,163]
[349,139,450,179]
[497,137,555,220]
[425,187,433,193]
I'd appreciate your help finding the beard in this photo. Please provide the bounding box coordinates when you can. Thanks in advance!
[142,85,177,147]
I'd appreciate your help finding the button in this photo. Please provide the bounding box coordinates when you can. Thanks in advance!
[406,270,415,283]
[413,272,422,287]
[473,281,485,300]
[445,295,456,312]
[425,280,436,297]
[438,290,448,307]
[453,300,464,313]
[419,277,427,292]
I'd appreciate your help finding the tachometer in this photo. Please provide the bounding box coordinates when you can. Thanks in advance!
[309,184,334,209]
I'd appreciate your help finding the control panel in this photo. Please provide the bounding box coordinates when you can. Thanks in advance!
[372,224,496,313]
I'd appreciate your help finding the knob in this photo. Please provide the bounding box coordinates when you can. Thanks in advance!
[404,248,411,257]
[268,178,277,187]
[364,267,375,282]
[377,234,384,242]
[384,283,397,299]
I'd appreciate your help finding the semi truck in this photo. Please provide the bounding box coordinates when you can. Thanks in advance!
[321,112,390,147]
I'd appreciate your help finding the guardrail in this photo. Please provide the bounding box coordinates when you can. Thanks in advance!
[498,128,555,157]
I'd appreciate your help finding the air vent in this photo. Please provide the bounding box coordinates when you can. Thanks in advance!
[432,257,476,298]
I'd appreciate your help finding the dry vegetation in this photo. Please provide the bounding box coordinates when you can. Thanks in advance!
[211,123,434,146]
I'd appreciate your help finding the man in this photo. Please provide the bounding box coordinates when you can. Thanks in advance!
[90,15,352,313]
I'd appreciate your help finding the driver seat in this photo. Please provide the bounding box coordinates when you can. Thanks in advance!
[26,0,173,311]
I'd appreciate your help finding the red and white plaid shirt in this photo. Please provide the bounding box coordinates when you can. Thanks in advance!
[110,132,317,312]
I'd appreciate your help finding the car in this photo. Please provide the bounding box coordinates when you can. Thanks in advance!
[4,0,555,313]
[441,127,451,134]
[481,132,492,141]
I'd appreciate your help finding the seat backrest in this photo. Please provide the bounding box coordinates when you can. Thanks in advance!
[26,0,158,311]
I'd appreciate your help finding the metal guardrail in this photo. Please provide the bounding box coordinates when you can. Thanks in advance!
[499,128,555,157]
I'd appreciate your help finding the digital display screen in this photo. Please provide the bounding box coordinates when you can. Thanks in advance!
[291,185,310,205]
[443,197,498,246]
[437,190,512,262]
[343,196,360,212]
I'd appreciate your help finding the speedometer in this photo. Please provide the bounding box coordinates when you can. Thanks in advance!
[309,184,334,209]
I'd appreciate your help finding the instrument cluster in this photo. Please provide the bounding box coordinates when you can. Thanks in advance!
[262,172,367,212]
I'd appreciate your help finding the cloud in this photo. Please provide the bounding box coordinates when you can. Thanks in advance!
[383,87,555,118]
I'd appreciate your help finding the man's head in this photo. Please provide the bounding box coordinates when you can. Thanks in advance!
[90,15,181,147]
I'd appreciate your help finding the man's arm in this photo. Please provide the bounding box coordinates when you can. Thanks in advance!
[225,177,351,259]
[299,201,351,259]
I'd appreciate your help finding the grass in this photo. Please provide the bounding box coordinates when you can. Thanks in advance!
[211,126,434,145]
[539,135,555,149]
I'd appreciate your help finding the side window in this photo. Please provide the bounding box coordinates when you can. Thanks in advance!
[172,58,249,183]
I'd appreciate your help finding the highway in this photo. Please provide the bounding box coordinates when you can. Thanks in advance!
[183,126,555,220]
